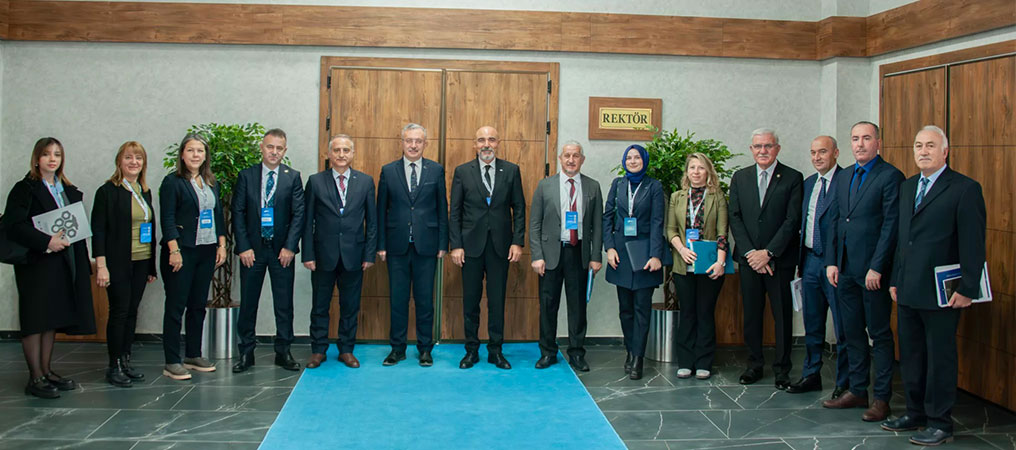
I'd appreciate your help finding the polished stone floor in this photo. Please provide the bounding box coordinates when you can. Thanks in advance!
[0,341,1011,449]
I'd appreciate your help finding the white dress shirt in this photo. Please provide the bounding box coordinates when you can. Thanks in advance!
[404,157,422,191]
[916,164,948,204]
[261,163,278,207]
[478,158,496,194]
[804,168,835,249]
[331,167,350,206]
[559,172,584,241]
[756,162,778,202]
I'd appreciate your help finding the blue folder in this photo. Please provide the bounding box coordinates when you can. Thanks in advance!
[690,240,735,274]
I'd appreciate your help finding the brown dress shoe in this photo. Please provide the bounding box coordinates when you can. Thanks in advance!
[307,353,326,369]
[862,399,891,422]
[338,353,360,368]
[822,391,869,409]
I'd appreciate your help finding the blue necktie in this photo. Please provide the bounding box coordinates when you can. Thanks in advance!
[262,171,275,240]
[812,177,827,254]
[850,166,865,202]
[914,177,929,212]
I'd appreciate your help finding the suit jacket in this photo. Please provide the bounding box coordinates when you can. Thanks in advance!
[376,158,448,257]
[728,162,804,269]
[798,166,842,266]
[664,187,728,274]
[159,174,226,247]
[890,168,985,310]
[529,173,603,271]
[92,180,158,277]
[824,156,904,277]
[449,158,526,258]
[602,176,665,290]
[302,168,377,272]
[232,163,305,254]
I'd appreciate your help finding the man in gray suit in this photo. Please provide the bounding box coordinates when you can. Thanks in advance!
[529,141,603,371]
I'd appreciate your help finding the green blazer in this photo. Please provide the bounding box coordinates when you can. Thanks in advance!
[665,188,728,274]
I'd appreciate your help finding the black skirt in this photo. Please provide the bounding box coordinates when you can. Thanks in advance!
[15,250,78,335]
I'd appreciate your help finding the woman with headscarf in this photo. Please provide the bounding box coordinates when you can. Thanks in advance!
[602,144,665,380]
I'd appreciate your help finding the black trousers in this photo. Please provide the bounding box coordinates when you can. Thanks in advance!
[387,243,437,352]
[838,267,894,401]
[674,272,724,371]
[236,242,296,356]
[106,258,151,364]
[161,245,216,364]
[617,286,654,357]
[740,264,795,375]
[898,304,960,432]
[309,258,362,355]
[462,235,509,353]
[537,242,587,358]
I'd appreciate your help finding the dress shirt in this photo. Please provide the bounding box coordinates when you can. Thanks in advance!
[478,158,496,194]
[331,167,350,206]
[804,169,835,249]
[261,163,278,207]
[404,157,422,192]
[916,164,948,203]
[559,172,584,242]
[756,162,778,197]
[850,155,880,191]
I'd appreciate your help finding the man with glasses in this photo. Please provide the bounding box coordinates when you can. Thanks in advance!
[376,123,448,367]
[449,125,526,370]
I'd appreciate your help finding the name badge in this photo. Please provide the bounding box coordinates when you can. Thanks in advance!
[623,217,638,236]
[565,211,579,230]
[139,223,152,244]
[486,196,492,206]
[199,209,213,229]
[261,207,274,227]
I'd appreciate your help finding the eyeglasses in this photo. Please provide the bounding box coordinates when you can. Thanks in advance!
[751,144,776,151]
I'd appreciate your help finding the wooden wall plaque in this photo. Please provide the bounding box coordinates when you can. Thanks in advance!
[588,97,662,140]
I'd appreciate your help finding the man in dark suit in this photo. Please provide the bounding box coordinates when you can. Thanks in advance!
[822,121,904,423]
[728,128,803,389]
[529,141,603,372]
[302,134,377,369]
[787,135,848,396]
[232,129,304,373]
[449,125,526,370]
[883,126,985,446]
[376,123,448,367]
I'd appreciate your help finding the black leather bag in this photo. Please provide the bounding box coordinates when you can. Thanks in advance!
[0,213,29,265]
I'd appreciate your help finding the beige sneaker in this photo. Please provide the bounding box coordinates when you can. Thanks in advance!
[676,368,693,379]
[163,363,192,380]
[696,369,712,380]
[183,357,217,372]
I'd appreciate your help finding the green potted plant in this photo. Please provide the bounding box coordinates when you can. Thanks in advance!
[162,122,283,358]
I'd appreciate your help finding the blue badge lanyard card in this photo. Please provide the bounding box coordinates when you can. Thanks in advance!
[124,182,152,243]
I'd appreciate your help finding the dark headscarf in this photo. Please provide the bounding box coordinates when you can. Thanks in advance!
[622,144,649,184]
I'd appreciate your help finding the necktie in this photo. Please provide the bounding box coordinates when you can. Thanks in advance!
[338,174,346,208]
[914,177,929,212]
[850,166,866,201]
[409,162,418,194]
[484,165,493,195]
[812,177,827,254]
[262,171,275,240]
[758,170,769,206]
[568,178,578,246]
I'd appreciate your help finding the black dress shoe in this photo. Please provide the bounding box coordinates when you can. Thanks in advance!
[106,358,133,388]
[459,351,479,369]
[739,368,763,385]
[535,355,557,369]
[569,355,590,372]
[629,357,644,380]
[232,352,255,373]
[274,352,300,371]
[624,352,633,374]
[419,351,433,367]
[831,385,849,399]
[25,376,59,399]
[785,374,821,393]
[383,350,407,366]
[488,352,512,370]
[122,353,145,381]
[881,415,927,432]
[45,371,76,391]
[909,427,953,446]
[774,373,791,390]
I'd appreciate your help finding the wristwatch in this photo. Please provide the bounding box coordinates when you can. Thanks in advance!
[766,249,774,258]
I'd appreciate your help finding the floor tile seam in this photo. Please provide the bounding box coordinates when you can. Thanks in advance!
[699,409,729,439]
[166,386,195,410]
[83,409,121,440]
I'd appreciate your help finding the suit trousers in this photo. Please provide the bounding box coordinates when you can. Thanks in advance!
[387,243,437,352]
[801,249,849,386]
[236,242,296,356]
[674,271,724,371]
[838,264,894,401]
[740,264,795,375]
[898,304,960,432]
[309,258,363,354]
[161,245,216,364]
[106,258,151,364]
[537,241,587,358]
[462,234,509,353]
[617,286,654,357]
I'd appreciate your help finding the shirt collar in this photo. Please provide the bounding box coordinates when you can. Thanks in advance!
[756,161,778,177]
[331,167,350,179]
[479,158,495,169]
[404,156,422,168]
[262,163,278,177]
[817,166,837,182]
[854,155,880,172]
[922,164,947,184]
[561,171,580,183]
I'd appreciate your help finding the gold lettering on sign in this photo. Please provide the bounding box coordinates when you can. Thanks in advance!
[598,108,652,130]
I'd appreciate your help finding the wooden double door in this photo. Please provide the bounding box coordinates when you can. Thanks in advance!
[317,57,560,343]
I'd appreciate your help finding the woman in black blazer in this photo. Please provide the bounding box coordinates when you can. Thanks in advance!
[2,137,96,398]
[159,133,226,380]
[602,144,665,380]
[92,141,158,387]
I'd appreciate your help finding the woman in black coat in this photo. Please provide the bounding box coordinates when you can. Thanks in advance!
[92,141,158,387]
[2,137,96,398]
[159,133,227,381]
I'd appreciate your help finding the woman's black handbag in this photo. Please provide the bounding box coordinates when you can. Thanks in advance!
[0,213,29,265]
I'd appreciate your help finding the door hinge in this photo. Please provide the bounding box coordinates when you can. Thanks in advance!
[326,117,331,131]
[546,121,551,135]
[327,75,331,89]
[545,163,550,177]
[547,79,552,94]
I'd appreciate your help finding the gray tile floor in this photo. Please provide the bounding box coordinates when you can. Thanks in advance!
[0,341,1011,449]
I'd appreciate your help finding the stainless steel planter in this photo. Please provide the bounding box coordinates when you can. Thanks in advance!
[646,304,678,363]
[202,306,238,360]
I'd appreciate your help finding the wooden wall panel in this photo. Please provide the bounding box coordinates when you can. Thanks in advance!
[713,273,776,346]
[949,147,1014,233]
[949,57,1016,147]
[880,68,947,148]
[0,0,9,39]
[867,0,1016,56]
[721,18,816,60]
[957,337,1014,409]
[816,16,867,59]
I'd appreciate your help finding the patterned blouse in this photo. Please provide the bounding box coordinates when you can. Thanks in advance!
[685,186,728,251]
